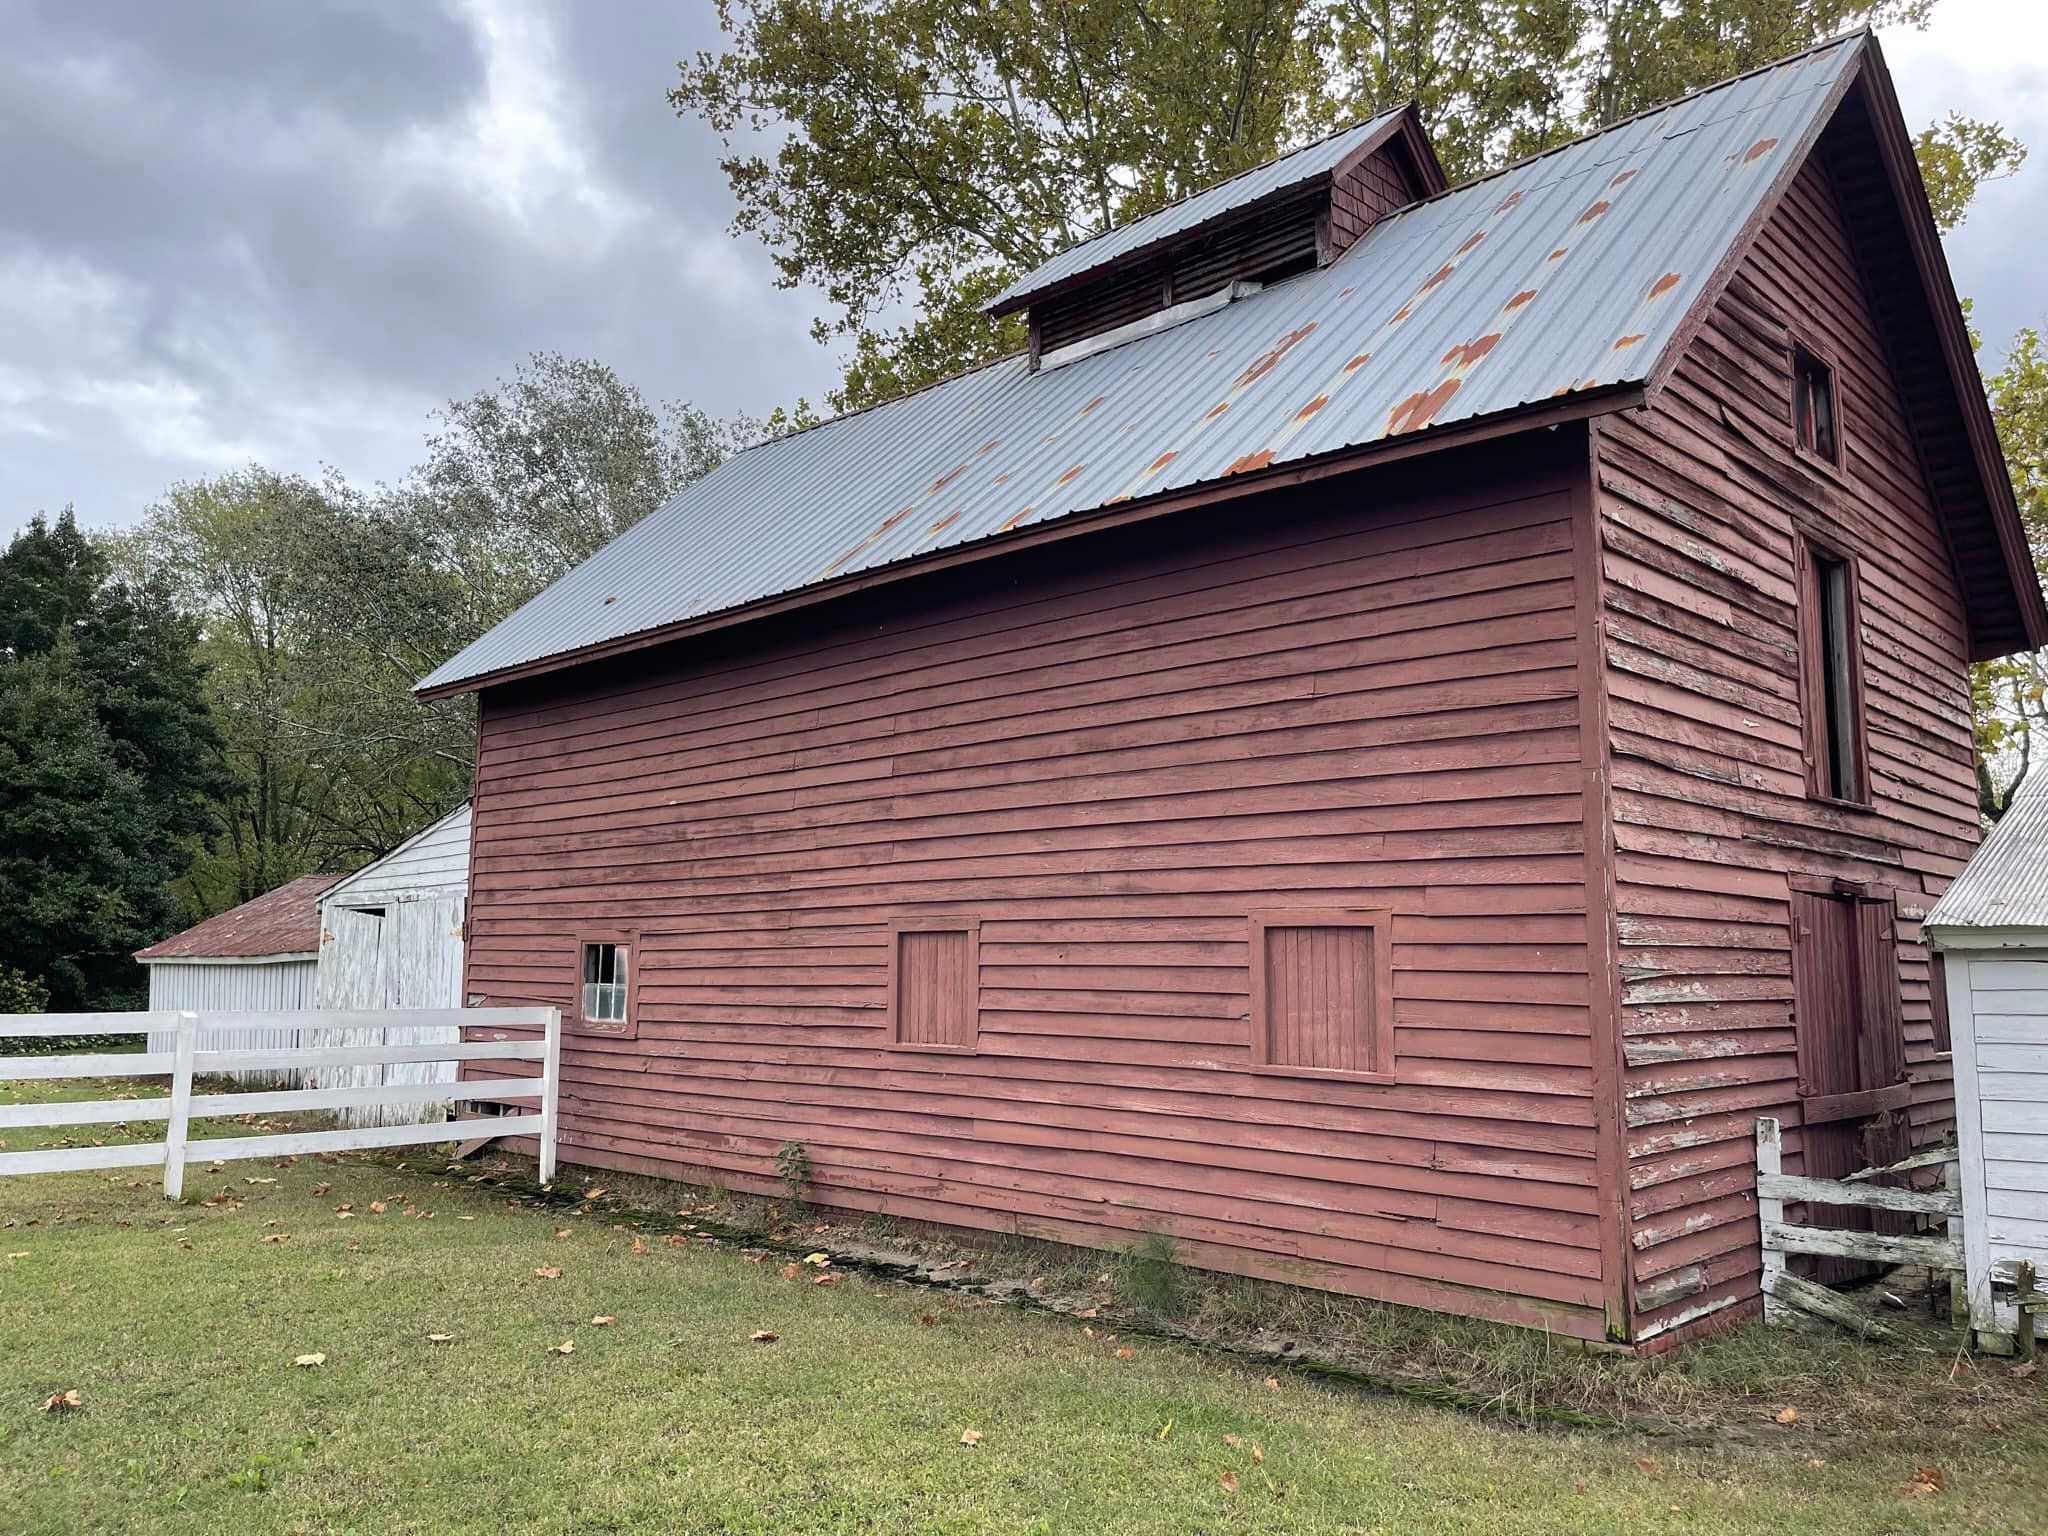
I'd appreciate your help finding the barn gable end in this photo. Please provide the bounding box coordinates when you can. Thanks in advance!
[1592,100,1985,1340]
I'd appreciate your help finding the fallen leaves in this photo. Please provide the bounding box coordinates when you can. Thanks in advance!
[368,1201,388,1215]
[2013,1361,2039,1380]
[1263,1378,1281,1392]
[1218,1472,1239,1493]
[780,1262,804,1280]
[749,1330,780,1344]
[535,1267,564,1281]
[549,1339,575,1356]
[582,1187,608,1200]
[292,1353,326,1368]
[260,1233,290,1244]
[1114,1347,1135,1360]
[40,1390,82,1414]
[959,1428,982,1446]
[1904,1466,1945,1497]
[426,1333,455,1344]
[804,1253,831,1266]
[1774,1406,1799,1425]
[592,1315,616,1327]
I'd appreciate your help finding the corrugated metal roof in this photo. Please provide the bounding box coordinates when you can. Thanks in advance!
[134,874,342,962]
[419,35,1859,697]
[1925,779,2048,932]
[988,109,1408,313]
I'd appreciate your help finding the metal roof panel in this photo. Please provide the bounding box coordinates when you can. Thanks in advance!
[1926,778,2048,933]
[419,36,1859,696]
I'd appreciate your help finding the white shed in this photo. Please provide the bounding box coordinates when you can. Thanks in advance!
[311,802,472,1123]
[136,874,342,1085]
[1925,777,2048,1350]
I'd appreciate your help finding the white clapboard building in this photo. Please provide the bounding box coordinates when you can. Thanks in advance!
[137,804,473,1124]
[1925,778,2048,1349]
[137,874,343,1085]
[310,802,472,1124]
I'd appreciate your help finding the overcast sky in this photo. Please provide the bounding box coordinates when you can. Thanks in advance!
[2,0,2044,539]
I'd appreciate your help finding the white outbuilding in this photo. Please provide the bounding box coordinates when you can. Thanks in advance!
[136,873,342,1084]
[1925,777,2048,1351]
[309,802,472,1123]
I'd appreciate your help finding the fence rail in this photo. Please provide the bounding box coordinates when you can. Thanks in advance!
[1755,1116,1964,1338]
[0,1008,560,1196]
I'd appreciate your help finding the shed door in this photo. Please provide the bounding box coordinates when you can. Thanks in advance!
[1791,890,1910,1279]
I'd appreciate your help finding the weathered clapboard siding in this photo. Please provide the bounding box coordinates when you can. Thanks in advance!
[1593,145,1980,1336]
[465,440,1620,1336]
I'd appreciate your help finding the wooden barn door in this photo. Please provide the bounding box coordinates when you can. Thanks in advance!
[1791,888,1911,1282]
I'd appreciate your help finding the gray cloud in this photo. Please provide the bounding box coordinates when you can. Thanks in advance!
[0,0,839,535]
[1,3,2041,539]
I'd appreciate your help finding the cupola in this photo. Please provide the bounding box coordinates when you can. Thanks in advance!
[987,106,1445,370]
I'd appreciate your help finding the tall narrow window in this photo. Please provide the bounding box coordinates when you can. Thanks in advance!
[1799,538,1866,804]
[1249,911,1395,1080]
[1793,346,1839,465]
[888,918,979,1050]
[580,940,631,1033]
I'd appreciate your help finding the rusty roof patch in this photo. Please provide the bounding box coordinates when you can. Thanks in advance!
[1743,136,1780,163]
[1235,323,1318,387]
[1506,289,1538,309]
[1612,333,1646,349]
[1575,200,1612,225]
[1648,272,1681,299]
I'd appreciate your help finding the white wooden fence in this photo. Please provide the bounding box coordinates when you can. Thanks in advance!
[0,1008,559,1196]
[1755,1116,1964,1336]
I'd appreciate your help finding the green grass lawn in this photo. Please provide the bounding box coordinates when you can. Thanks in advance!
[2,1076,2045,1534]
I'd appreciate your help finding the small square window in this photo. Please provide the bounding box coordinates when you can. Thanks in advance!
[887,919,980,1051]
[580,940,631,1031]
[1793,347,1839,465]
[1248,910,1396,1081]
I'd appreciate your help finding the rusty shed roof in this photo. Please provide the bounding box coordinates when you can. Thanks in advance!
[421,36,1865,698]
[986,107,1416,314]
[134,874,342,962]
[1926,779,2048,935]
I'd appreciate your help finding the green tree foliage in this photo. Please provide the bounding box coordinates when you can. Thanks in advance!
[0,512,228,1008]
[675,0,1971,410]
[132,355,742,910]
[1915,111,2027,231]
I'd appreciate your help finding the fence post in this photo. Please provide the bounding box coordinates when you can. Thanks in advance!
[1755,1117,1784,1322]
[162,1011,199,1201]
[538,1006,561,1186]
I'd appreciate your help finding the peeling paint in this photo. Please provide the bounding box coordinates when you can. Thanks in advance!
[1223,448,1275,476]
[997,504,1035,533]
[1647,271,1681,299]
[1293,394,1330,422]
[1505,289,1538,310]
[1055,464,1086,486]
[1146,450,1177,473]
[1743,136,1779,163]
[1342,352,1372,372]
[1576,200,1611,225]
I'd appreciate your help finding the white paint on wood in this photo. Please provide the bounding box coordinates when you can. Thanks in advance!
[0,1006,558,1199]
[144,956,317,1086]
[1757,1172,1961,1216]
[1760,1220,1961,1267]
[1929,943,2048,1339]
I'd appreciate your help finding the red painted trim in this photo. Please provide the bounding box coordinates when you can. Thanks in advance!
[1246,908,1396,1083]
[1573,418,1633,1344]
[571,926,640,1040]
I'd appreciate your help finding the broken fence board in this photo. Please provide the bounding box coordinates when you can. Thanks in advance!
[1761,1220,1961,1269]
[1757,1173,1962,1217]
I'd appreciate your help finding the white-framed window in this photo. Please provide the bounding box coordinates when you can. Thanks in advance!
[582,941,629,1026]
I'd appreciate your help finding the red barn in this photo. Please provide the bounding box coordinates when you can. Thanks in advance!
[419,32,2046,1349]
